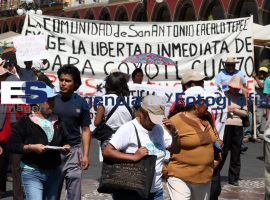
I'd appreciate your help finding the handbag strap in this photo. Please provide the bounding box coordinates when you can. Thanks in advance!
[105,98,132,123]
[122,100,132,117]
[105,104,119,122]
[132,123,141,148]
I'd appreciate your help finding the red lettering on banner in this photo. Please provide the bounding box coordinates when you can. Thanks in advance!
[247,79,254,92]
[85,79,96,96]
[45,73,57,83]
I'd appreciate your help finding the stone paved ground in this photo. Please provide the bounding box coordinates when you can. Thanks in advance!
[2,141,265,199]
[79,178,265,200]
[2,177,264,199]
[219,178,264,200]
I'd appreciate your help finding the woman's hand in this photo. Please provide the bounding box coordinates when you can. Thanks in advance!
[214,160,220,169]
[162,118,176,135]
[216,139,224,149]
[30,144,46,154]
[61,144,71,155]
[133,147,148,162]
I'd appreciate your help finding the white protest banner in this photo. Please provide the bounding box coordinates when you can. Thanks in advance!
[13,35,48,62]
[46,72,255,99]
[23,14,254,81]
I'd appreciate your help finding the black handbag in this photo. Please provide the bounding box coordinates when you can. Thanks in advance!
[92,104,118,142]
[92,100,132,142]
[97,124,157,199]
[241,116,250,127]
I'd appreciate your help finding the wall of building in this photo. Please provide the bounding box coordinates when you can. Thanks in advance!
[3,0,270,33]
[0,0,269,66]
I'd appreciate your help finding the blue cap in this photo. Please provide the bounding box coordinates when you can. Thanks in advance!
[32,85,58,99]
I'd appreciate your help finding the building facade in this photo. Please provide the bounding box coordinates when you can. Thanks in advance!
[0,0,269,65]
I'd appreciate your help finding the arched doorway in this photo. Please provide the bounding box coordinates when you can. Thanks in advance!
[152,2,171,22]
[18,20,24,33]
[262,0,270,25]
[11,21,17,32]
[2,22,9,33]
[115,6,128,21]
[174,0,196,21]
[228,0,259,23]
[72,11,80,19]
[132,3,147,21]
[199,0,225,20]
[99,7,111,21]
[85,9,95,20]
[228,0,259,69]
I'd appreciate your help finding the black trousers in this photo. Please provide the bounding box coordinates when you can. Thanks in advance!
[219,125,243,183]
[210,169,221,200]
[0,142,8,193]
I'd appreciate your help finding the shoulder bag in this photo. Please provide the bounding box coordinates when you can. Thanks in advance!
[92,104,119,142]
[92,100,133,142]
[97,124,157,199]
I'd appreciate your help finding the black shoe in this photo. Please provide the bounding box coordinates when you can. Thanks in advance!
[229,181,239,186]
[241,144,248,153]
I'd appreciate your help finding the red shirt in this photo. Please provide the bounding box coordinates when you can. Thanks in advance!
[0,103,12,143]
[169,94,185,114]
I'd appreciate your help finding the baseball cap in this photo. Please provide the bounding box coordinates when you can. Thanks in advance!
[223,57,238,64]
[32,85,58,99]
[140,95,165,125]
[259,66,268,73]
[184,86,212,104]
[181,69,208,84]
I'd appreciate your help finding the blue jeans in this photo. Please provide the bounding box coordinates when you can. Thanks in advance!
[113,189,163,200]
[244,108,264,137]
[149,190,163,200]
[21,167,61,200]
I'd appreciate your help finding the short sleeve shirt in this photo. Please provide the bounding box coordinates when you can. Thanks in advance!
[110,119,172,193]
[264,77,270,95]
[54,94,91,146]
[102,94,133,131]
[215,69,247,92]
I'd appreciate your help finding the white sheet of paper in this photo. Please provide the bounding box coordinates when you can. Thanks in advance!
[13,35,48,62]
[44,145,64,150]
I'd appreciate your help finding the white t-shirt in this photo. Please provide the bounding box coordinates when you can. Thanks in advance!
[102,94,133,131]
[110,119,172,192]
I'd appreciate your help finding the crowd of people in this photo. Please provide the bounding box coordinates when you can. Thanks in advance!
[0,49,269,200]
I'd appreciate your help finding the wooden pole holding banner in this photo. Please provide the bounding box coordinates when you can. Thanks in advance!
[251,30,256,140]
[249,78,257,140]
[253,94,257,139]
